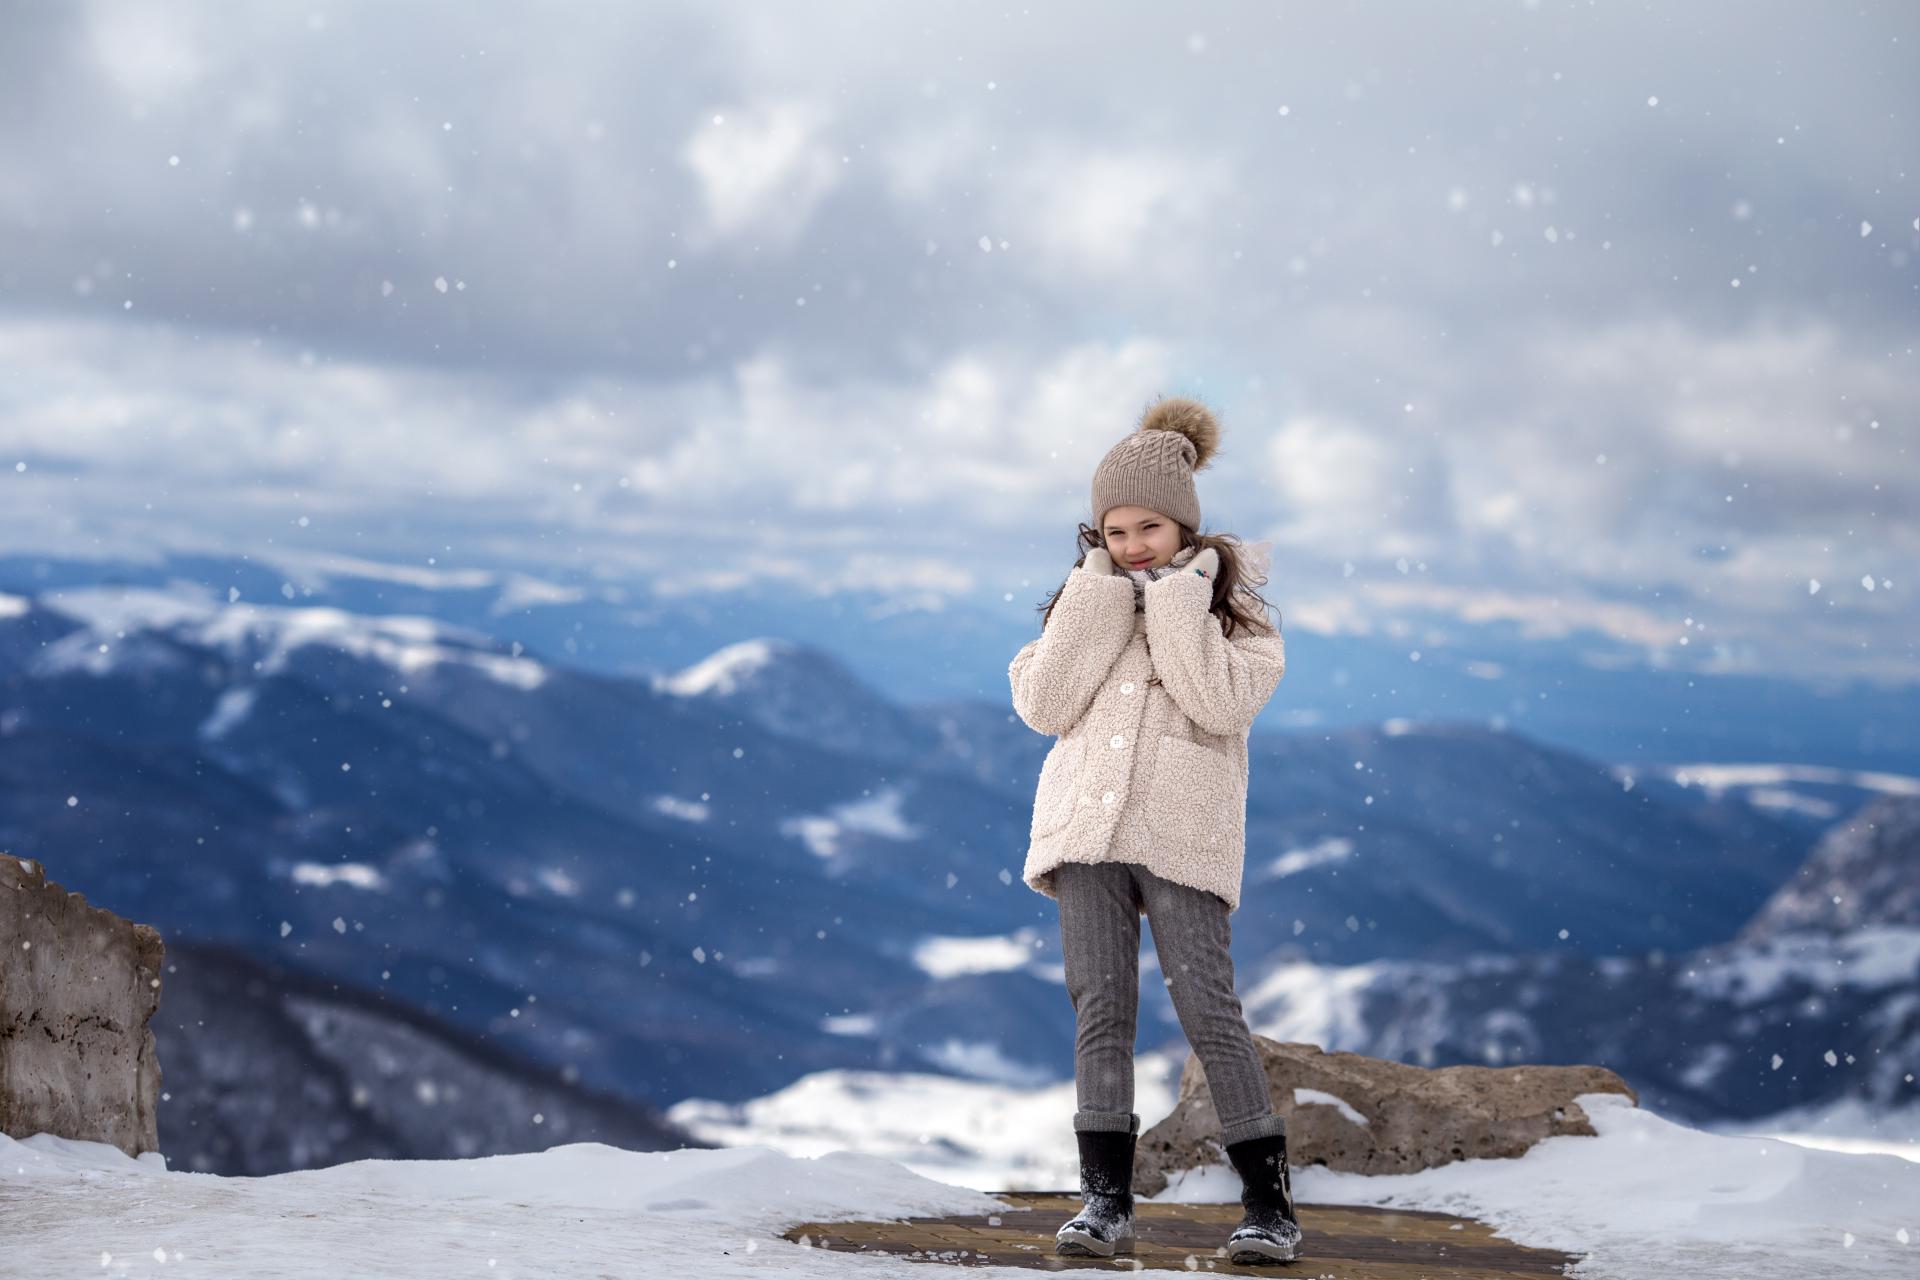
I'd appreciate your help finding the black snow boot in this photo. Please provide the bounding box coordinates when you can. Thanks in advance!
[1054,1119,1138,1257]
[1223,1130,1303,1264]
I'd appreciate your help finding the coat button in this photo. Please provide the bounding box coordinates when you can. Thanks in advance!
[1121,681,1134,694]
[1109,734,1125,749]
[1102,790,1116,804]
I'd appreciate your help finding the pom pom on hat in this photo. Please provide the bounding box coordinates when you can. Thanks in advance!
[1138,395,1219,471]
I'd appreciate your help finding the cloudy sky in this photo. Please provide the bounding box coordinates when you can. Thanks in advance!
[1,0,1914,684]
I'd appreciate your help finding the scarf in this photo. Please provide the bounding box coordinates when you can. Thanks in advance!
[1120,545,1197,611]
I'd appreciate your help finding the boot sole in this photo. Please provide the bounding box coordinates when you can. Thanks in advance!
[1227,1233,1299,1264]
[1055,1226,1135,1257]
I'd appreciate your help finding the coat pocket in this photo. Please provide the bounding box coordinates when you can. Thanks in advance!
[1030,735,1087,840]
[1145,735,1240,851]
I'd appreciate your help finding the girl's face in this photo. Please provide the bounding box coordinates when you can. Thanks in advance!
[1101,506,1183,570]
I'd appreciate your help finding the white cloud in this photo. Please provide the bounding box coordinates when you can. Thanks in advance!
[621,333,1181,536]
[1365,581,1679,649]
[4,300,1914,680]
[874,114,990,205]
[340,108,458,228]
[1264,415,1451,559]
[1003,143,1234,286]
[682,99,841,249]
[0,317,527,499]
[88,4,208,99]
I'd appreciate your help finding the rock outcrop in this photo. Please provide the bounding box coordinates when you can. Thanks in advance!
[1136,1037,1637,1195]
[0,855,165,1157]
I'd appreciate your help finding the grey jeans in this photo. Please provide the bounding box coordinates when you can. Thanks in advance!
[1056,859,1288,1146]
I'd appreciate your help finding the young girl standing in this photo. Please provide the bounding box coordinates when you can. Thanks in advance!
[1008,396,1301,1264]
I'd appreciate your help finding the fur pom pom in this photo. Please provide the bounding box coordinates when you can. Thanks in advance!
[1138,396,1220,470]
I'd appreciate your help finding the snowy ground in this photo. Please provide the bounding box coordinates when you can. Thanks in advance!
[2,1092,1914,1278]
[1702,1093,1920,1164]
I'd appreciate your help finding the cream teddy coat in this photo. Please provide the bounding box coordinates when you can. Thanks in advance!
[1009,543,1287,914]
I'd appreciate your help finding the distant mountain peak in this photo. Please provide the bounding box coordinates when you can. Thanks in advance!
[654,637,805,698]
[1738,795,1920,941]
[649,637,936,764]
[17,585,549,690]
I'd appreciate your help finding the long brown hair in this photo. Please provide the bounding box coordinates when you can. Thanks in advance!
[1036,520,1279,639]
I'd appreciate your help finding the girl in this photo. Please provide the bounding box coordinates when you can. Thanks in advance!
[1007,396,1301,1264]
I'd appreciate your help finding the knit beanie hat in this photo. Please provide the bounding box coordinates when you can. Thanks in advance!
[1090,396,1221,532]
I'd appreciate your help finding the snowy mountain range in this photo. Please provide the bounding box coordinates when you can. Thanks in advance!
[5,544,1918,774]
[1318,794,1920,1121]
[3,561,1916,1176]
